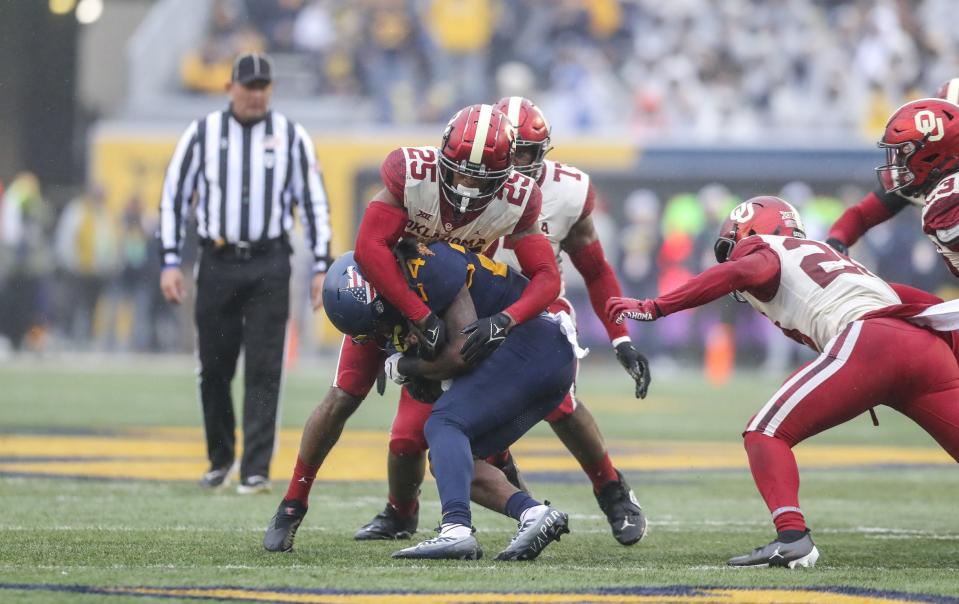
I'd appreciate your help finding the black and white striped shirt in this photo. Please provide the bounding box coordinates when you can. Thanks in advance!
[159,109,332,272]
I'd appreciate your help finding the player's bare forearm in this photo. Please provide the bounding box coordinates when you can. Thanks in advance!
[399,285,474,380]
[354,192,431,322]
[564,215,629,340]
[503,228,560,325]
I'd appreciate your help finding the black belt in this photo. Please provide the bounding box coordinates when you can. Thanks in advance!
[202,237,287,261]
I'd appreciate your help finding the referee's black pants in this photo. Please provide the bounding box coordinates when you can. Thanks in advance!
[194,242,291,481]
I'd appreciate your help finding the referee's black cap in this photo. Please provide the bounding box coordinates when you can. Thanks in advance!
[232,52,273,86]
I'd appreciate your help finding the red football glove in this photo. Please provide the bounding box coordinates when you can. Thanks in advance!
[606,297,661,324]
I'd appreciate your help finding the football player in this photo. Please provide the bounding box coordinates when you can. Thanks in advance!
[825,78,959,255]
[875,97,959,277]
[360,97,650,546]
[327,242,581,560]
[262,104,561,552]
[609,197,959,568]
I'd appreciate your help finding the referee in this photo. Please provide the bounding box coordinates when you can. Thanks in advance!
[158,53,332,494]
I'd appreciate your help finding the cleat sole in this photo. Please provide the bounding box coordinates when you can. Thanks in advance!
[787,546,820,569]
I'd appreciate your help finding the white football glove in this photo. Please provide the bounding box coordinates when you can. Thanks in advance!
[384,352,409,385]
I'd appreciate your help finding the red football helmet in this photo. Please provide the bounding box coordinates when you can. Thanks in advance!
[439,104,515,214]
[934,77,959,105]
[714,196,806,263]
[493,96,551,179]
[876,98,959,195]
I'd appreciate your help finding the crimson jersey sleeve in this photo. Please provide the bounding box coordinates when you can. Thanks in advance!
[354,201,431,322]
[569,236,629,341]
[655,236,781,316]
[380,148,407,201]
[827,189,905,247]
[922,175,959,277]
[578,182,597,221]
[510,183,542,234]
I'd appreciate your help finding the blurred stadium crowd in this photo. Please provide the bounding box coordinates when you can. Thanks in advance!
[2,166,955,370]
[3,0,959,367]
[181,0,958,138]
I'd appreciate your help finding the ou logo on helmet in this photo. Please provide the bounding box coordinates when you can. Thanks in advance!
[915,109,945,142]
[730,202,755,223]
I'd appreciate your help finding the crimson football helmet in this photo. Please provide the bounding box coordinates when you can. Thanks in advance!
[714,196,806,264]
[493,96,552,179]
[876,98,959,195]
[934,77,959,105]
[439,104,515,214]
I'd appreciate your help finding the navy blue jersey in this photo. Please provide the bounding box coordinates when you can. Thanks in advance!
[404,242,527,318]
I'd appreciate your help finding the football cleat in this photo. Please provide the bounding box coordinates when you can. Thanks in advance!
[727,530,820,568]
[595,470,647,546]
[491,450,530,494]
[237,475,271,495]
[495,503,569,561]
[354,504,418,540]
[392,530,482,560]
[263,499,307,552]
[199,462,236,490]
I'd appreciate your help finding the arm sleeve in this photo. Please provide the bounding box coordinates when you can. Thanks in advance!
[354,201,431,322]
[921,189,959,277]
[655,245,781,316]
[380,148,407,200]
[290,124,333,272]
[827,189,905,247]
[579,181,597,221]
[158,120,200,266]
[569,238,629,341]
[503,232,561,324]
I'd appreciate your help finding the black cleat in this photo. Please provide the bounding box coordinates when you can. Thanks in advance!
[495,503,570,561]
[491,450,530,494]
[199,462,236,490]
[595,470,647,546]
[354,504,418,540]
[263,499,307,552]
[728,530,819,568]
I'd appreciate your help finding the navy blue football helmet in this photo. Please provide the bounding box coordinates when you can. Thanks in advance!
[323,252,402,338]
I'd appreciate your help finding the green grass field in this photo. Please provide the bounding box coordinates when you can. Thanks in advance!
[1,355,958,603]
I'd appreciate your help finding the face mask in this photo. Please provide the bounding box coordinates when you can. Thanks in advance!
[455,184,481,213]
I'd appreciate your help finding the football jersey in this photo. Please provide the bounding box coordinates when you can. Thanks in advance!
[737,235,900,351]
[921,172,959,274]
[403,241,527,318]
[382,146,539,253]
[492,159,591,265]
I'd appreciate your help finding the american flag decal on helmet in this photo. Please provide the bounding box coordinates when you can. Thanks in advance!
[343,265,377,304]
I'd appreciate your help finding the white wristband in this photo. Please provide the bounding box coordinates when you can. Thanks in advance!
[611,336,632,348]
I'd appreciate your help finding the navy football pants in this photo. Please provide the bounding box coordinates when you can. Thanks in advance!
[424,316,577,528]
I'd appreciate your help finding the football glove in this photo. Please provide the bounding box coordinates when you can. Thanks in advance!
[825,238,848,256]
[606,297,661,325]
[414,312,447,361]
[384,352,409,385]
[405,376,444,404]
[375,368,387,395]
[615,341,651,399]
[460,312,512,365]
